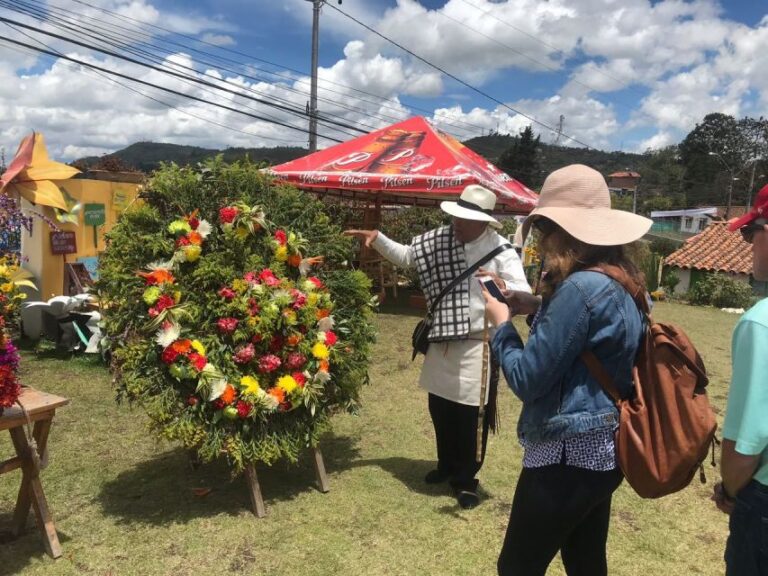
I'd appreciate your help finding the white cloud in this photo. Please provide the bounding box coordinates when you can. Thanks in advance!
[201,33,236,47]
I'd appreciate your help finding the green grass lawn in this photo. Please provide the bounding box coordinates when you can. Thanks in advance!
[0,301,739,575]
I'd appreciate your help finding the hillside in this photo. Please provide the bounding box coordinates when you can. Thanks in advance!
[75,136,644,181]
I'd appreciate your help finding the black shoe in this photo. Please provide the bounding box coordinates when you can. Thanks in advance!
[424,469,451,484]
[456,490,480,509]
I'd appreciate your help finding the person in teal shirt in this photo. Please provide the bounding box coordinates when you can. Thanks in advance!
[713,183,768,576]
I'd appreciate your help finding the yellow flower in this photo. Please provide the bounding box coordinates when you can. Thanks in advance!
[0,283,12,293]
[184,245,201,262]
[0,265,7,277]
[190,340,206,355]
[239,375,261,395]
[232,279,247,293]
[307,293,319,306]
[246,316,259,329]
[274,245,288,262]
[277,375,298,394]
[311,342,329,360]
[235,225,249,239]
[173,291,182,303]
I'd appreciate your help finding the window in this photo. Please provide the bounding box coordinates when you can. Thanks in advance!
[697,218,708,231]
[683,216,694,230]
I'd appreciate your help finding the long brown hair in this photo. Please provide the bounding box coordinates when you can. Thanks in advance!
[536,219,646,299]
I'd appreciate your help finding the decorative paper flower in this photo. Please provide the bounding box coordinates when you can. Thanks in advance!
[236,401,251,419]
[274,230,287,245]
[155,323,181,348]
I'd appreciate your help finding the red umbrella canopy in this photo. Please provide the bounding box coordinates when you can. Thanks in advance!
[267,116,537,214]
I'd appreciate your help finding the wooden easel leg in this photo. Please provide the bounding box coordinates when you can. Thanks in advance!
[244,463,266,518]
[312,447,330,493]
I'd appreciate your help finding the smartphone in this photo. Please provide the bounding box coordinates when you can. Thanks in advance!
[479,277,507,304]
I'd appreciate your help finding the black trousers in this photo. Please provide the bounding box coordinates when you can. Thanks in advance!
[428,393,490,492]
[497,463,623,576]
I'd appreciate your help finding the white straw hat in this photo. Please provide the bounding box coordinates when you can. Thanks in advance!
[440,184,502,229]
[521,164,652,246]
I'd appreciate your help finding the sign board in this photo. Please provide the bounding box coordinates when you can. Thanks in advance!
[50,231,77,255]
[112,186,132,212]
[84,203,106,227]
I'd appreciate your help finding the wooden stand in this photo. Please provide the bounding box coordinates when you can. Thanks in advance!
[0,388,69,558]
[243,446,330,518]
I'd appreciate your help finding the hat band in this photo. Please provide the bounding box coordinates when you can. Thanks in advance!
[457,198,493,215]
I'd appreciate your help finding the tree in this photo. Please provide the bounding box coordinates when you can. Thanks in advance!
[498,125,542,189]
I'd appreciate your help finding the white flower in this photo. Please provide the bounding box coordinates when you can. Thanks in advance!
[262,390,279,411]
[147,259,174,270]
[314,370,331,385]
[317,316,335,331]
[196,219,212,238]
[155,323,180,348]
[208,378,228,401]
[317,331,327,342]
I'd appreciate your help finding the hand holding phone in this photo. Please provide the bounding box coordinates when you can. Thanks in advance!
[479,277,507,304]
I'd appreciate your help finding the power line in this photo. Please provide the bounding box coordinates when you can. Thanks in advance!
[327,2,593,148]
[0,35,346,143]
[1,22,302,146]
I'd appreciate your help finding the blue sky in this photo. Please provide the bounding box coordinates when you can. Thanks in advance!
[1,0,767,159]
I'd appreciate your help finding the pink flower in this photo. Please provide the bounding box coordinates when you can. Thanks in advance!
[175,236,190,247]
[188,352,207,372]
[217,317,239,334]
[219,206,239,224]
[290,289,307,309]
[243,271,259,285]
[233,343,255,365]
[258,354,282,373]
[259,269,280,287]
[274,230,287,245]
[285,352,307,370]
[155,294,176,312]
[218,287,236,300]
[307,276,323,289]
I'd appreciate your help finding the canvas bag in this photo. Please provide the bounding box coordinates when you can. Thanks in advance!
[411,243,512,361]
[581,265,717,499]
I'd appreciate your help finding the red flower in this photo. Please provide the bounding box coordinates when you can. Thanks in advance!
[292,372,307,387]
[278,400,292,412]
[218,287,236,300]
[258,354,281,373]
[285,352,307,370]
[187,395,199,406]
[324,331,338,346]
[155,294,176,312]
[217,317,239,334]
[219,206,239,224]
[251,334,263,344]
[175,236,191,248]
[243,271,259,285]
[233,343,255,365]
[213,398,226,410]
[308,276,323,289]
[247,298,260,316]
[188,216,200,229]
[290,289,307,309]
[236,401,251,419]
[274,230,287,245]
[269,335,284,353]
[188,352,207,372]
[161,347,180,364]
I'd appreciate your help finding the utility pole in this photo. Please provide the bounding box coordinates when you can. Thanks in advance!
[307,0,322,152]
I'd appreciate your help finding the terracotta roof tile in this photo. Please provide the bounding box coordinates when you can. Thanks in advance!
[664,222,753,274]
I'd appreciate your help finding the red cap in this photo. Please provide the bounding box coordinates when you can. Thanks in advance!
[728,184,768,231]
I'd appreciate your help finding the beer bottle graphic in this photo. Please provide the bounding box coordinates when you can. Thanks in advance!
[320,129,405,172]
[366,130,426,174]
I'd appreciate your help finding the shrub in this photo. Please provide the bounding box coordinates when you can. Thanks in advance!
[660,268,680,294]
[688,273,753,309]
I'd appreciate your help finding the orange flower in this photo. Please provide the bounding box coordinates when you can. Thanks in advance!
[319,359,330,372]
[138,269,175,285]
[316,308,331,320]
[221,384,236,405]
[268,387,285,403]
[171,339,192,353]
[187,231,203,245]
[286,334,303,347]
[287,253,302,267]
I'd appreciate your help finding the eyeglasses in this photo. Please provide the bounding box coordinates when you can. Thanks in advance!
[740,222,767,244]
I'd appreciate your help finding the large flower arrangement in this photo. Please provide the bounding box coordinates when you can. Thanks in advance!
[96,159,376,472]
[0,256,32,410]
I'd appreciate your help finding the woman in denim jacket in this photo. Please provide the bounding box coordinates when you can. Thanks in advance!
[483,164,652,576]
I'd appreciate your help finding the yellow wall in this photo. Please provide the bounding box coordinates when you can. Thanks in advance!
[21,178,141,299]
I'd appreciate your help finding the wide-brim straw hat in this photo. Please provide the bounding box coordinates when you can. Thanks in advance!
[441,184,502,229]
[521,164,652,246]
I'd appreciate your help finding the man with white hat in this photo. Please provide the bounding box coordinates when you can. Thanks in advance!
[345,184,531,509]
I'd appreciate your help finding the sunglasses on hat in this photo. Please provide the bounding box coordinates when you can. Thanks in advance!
[740,220,767,244]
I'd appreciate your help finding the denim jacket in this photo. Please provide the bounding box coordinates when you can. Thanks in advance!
[491,270,644,443]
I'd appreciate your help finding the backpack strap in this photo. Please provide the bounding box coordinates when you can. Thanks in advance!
[581,350,623,404]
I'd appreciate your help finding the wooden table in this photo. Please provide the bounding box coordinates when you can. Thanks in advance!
[0,388,69,558]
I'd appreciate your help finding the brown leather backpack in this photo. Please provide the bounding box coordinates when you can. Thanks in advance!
[581,266,717,499]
